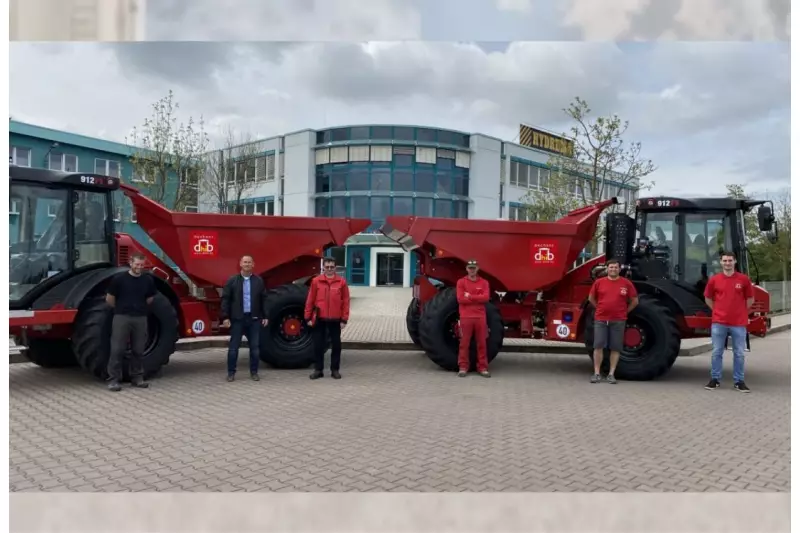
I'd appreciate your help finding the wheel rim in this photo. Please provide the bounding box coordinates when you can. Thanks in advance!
[443,311,461,353]
[273,306,313,352]
[619,320,653,362]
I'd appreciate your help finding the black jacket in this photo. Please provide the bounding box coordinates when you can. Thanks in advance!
[221,273,268,321]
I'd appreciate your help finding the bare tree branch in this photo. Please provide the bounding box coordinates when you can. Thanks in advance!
[125,90,209,212]
[199,127,274,214]
[520,96,657,254]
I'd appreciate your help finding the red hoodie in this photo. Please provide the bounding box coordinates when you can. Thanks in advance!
[304,274,351,322]
[456,275,491,319]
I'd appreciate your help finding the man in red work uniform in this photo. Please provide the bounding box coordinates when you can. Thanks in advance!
[703,251,754,393]
[588,258,638,384]
[305,256,351,380]
[457,259,492,378]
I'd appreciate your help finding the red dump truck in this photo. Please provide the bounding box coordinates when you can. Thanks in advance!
[382,195,775,380]
[9,165,370,379]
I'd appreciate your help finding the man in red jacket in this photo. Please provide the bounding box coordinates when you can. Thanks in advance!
[305,256,351,380]
[703,251,754,393]
[588,259,638,384]
[457,259,492,378]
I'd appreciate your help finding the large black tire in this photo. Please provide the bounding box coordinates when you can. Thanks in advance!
[72,293,179,381]
[25,339,79,368]
[406,298,422,347]
[260,283,323,369]
[418,287,504,372]
[583,294,681,381]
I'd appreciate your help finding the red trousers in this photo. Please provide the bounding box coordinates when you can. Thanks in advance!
[458,317,489,372]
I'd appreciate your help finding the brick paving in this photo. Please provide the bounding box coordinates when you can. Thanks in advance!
[10,328,790,493]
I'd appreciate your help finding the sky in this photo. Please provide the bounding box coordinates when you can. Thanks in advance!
[9,0,791,198]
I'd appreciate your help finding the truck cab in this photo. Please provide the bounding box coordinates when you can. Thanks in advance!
[9,165,119,310]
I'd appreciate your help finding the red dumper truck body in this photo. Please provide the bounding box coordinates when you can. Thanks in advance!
[9,166,370,379]
[381,196,772,381]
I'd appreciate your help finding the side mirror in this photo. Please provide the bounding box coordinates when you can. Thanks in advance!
[757,205,775,232]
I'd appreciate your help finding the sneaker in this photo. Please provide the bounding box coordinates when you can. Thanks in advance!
[227,374,235,382]
[590,373,601,383]
[734,381,751,393]
[108,381,122,392]
[479,370,491,378]
[704,379,720,390]
[310,370,324,380]
[131,379,149,389]
[457,370,467,377]
[606,374,617,384]
[331,371,342,380]
[250,373,260,381]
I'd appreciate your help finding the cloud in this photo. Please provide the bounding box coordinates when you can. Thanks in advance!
[145,0,422,40]
[9,41,789,198]
[559,0,790,40]
[494,0,533,14]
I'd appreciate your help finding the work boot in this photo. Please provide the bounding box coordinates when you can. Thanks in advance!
[227,373,235,382]
[310,370,324,380]
[131,378,150,389]
[457,370,467,377]
[331,371,342,380]
[251,373,260,381]
[108,381,122,392]
[479,370,491,378]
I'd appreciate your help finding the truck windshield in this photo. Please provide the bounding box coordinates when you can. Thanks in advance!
[9,183,70,302]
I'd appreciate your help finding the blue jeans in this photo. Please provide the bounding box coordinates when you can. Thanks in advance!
[710,323,746,382]
[227,315,261,375]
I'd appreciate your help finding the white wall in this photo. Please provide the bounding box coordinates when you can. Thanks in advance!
[282,130,315,216]
[369,247,411,288]
[468,134,503,220]
[10,0,145,41]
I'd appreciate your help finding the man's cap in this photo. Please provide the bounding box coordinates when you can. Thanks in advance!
[466,259,479,268]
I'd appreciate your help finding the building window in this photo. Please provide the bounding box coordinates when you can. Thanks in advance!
[9,198,20,215]
[371,167,391,191]
[331,128,348,142]
[94,158,121,178]
[393,127,415,141]
[415,198,432,217]
[393,169,414,192]
[10,146,31,167]
[184,206,198,213]
[48,153,78,172]
[393,197,413,216]
[350,126,370,141]
[417,128,437,143]
[349,168,369,191]
[316,130,332,144]
[371,126,393,140]
[454,200,468,219]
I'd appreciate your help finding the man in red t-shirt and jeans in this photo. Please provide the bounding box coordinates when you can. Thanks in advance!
[703,251,754,393]
[588,259,638,384]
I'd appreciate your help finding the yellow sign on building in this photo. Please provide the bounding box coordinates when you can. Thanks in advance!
[519,124,575,158]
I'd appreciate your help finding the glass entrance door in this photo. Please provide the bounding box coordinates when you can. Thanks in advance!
[377,253,404,286]
[346,246,369,286]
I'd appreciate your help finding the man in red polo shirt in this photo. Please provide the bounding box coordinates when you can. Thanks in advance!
[588,258,638,384]
[703,251,754,393]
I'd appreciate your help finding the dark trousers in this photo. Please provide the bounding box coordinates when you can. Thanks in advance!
[108,314,148,382]
[227,314,261,375]
[313,320,342,372]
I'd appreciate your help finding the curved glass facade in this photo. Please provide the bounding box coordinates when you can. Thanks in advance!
[313,125,473,224]
[315,125,471,148]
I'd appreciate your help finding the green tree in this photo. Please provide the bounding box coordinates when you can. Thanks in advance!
[726,183,790,282]
[521,97,656,253]
[126,90,209,211]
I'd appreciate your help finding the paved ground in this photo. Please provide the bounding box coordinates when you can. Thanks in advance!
[10,328,790,493]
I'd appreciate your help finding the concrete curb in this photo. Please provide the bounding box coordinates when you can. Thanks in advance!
[9,322,790,365]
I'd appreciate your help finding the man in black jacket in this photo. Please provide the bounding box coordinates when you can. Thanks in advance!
[221,255,269,382]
